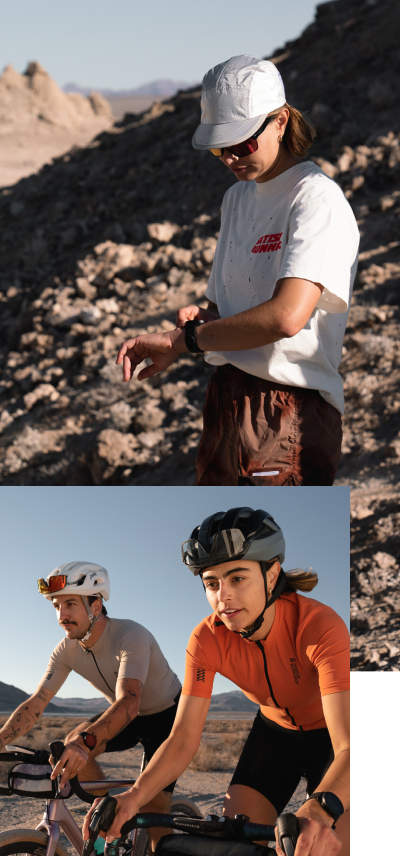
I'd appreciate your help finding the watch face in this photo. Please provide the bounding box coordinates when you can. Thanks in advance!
[81,731,96,749]
[323,793,343,817]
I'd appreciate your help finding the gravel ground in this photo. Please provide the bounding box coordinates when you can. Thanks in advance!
[0,721,305,852]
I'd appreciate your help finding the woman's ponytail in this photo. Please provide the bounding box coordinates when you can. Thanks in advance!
[283,569,319,593]
[261,560,318,593]
[268,102,316,158]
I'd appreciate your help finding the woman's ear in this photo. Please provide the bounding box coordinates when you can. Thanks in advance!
[267,561,281,592]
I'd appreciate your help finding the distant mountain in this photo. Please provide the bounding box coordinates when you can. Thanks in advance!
[0,681,69,713]
[1,680,256,715]
[64,79,195,99]
[51,696,109,713]
[209,692,258,712]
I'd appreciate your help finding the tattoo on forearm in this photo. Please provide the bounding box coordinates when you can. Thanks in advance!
[5,726,20,741]
[37,689,50,703]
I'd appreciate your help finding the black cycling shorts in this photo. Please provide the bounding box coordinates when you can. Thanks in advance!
[230,710,334,815]
[90,692,181,794]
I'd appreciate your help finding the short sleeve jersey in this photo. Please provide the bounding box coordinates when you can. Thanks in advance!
[39,618,181,716]
[182,592,349,731]
[205,162,360,415]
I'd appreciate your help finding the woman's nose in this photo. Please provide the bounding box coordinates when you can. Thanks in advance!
[218,582,230,602]
[222,150,239,166]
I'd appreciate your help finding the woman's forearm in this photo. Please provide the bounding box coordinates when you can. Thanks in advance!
[316,747,350,809]
[299,749,350,819]
[196,303,285,352]
[130,733,199,808]
[194,278,323,352]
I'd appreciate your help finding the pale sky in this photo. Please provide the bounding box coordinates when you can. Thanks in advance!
[0,486,349,700]
[0,0,320,90]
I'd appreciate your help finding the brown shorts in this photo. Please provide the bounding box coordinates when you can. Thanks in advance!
[196,365,342,486]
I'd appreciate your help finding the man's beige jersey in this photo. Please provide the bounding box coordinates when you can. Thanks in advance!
[39,618,181,715]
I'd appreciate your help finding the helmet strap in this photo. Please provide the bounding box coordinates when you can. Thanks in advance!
[236,566,286,640]
[78,596,101,643]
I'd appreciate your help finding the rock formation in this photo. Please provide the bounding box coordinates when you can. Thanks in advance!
[0,62,113,186]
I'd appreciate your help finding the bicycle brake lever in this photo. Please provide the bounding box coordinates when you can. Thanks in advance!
[49,741,65,798]
[82,797,118,856]
[276,813,299,856]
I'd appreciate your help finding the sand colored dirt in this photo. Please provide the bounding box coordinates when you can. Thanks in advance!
[0,716,305,851]
[0,62,113,187]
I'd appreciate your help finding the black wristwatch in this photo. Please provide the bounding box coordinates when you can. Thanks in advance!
[79,731,97,751]
[184,319,204,354]
[307,792,344,828]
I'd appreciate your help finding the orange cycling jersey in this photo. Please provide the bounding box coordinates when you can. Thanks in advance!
[182,592,349,731]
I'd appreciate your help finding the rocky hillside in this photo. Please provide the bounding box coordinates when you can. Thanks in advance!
[0,0,399,504]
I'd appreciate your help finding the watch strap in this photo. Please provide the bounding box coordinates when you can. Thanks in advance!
[184,319,204,354]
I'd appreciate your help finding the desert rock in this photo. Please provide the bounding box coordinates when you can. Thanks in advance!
[0,62,113,186]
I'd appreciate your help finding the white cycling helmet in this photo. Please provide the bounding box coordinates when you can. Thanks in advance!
[38,561,110,601]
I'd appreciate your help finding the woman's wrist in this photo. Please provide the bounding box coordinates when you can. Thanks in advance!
[296,799,334,827]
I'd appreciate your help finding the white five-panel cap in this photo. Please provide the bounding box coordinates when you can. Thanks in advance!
[192,55,286,150]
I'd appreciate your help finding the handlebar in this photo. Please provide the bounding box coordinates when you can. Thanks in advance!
[85,797,299,856]
[50,740,97,804]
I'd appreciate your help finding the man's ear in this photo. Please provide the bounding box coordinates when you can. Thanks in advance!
[93,597,103,617]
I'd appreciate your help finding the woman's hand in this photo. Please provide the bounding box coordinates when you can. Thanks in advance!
[116,328,187,381]
[176,304,220,327]
[82,790,140,843]
[275,807,342,856]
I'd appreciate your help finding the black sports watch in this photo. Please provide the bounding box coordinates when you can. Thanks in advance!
[307,792,344,828]
[79,731,97,751]
[184,319,204,354]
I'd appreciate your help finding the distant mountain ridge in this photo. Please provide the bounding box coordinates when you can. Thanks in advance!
[64,79,196,99]
[0,680,69,713]
[0,680,257,714]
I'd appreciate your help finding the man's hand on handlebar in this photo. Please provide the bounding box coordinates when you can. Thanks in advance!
[50,742,90,789]
[83,791,140,843]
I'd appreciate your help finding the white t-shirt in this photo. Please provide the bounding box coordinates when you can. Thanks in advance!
[205,161,359,414]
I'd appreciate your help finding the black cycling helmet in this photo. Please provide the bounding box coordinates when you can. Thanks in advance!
[182,507,285,573]
[182,507,286,639]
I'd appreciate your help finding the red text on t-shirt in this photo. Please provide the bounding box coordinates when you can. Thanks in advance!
[251,232,283,253]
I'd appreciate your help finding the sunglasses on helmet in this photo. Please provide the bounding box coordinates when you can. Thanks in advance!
[209,116,272,159]
[182,528,249,572]
[38,575,68,594]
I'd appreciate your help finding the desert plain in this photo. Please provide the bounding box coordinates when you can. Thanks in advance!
[0,715,305,852]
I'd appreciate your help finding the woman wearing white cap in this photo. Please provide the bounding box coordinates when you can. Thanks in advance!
[116,55,359,486]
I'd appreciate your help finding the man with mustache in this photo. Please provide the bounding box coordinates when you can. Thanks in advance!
[0,562,181,852]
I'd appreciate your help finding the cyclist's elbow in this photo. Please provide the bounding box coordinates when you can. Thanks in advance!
[168,727,201,762]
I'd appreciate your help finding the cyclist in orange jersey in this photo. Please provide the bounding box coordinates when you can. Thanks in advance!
[84,507,349,856]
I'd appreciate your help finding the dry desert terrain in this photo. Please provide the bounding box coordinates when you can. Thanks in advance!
[0,716,305,851]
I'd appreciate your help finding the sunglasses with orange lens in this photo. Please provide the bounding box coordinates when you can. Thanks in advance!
[38,575,68,594]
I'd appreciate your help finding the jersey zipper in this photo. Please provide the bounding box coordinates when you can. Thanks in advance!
[255,640,303,731]
[84,648,115,696]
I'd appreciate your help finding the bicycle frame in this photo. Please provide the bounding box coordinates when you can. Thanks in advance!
[35,780,137,856]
